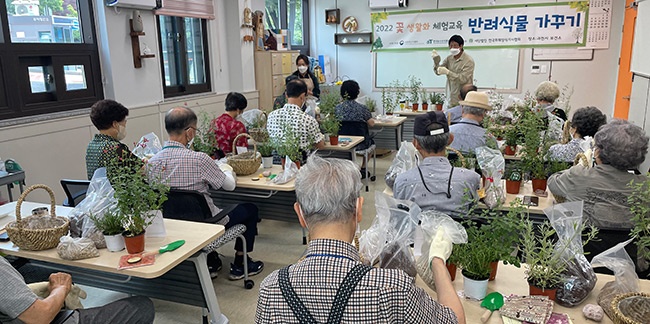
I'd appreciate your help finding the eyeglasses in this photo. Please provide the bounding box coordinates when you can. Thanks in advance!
[184,126,197,132]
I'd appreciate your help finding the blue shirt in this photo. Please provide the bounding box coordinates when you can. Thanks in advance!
[448,118,494,154]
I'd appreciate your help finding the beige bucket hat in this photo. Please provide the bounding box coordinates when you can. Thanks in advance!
[459,91,492,110]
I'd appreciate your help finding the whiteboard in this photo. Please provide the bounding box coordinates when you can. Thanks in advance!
[631,0,650,77]
[374,48,521,90]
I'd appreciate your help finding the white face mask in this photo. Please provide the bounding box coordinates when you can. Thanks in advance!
[186,136,195,149]
[298,66,308,74]
[450,48,461,56]
[116,124,127,141]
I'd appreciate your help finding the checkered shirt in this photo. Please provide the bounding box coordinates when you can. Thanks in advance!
[147,141,227,221]
[267,104,324,150]
[256,239,458,323]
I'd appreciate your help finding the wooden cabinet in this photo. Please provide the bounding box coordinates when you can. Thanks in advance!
[254,50,299,110]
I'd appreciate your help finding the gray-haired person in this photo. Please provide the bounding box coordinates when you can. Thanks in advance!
[394,111,480,218]
[549,119,649,230]
[448,91,496,155]
[256,155,465,324]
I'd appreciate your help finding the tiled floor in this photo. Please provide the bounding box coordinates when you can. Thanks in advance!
[80,152,397,324]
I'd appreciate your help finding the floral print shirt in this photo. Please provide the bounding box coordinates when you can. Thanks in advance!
[85,134,140,180]
[212,114,247,154]
[335,100,372,122]
[548,137,589,163]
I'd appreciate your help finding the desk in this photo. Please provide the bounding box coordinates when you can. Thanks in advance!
[371,116,407,150]
[417,261,650,324]
[0,201,230,324]
[318,135,365,162]
[0,171,25,202]
[394,110,426,142]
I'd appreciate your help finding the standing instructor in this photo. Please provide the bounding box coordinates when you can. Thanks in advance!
[432,35,475,108]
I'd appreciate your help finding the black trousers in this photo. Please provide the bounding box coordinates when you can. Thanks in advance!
[225,203,259,253]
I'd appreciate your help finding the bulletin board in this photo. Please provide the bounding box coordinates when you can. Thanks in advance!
[374,48,522,90]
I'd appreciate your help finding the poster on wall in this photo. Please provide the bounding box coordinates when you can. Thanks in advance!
[584,0,612,49]
[371,1,589,51]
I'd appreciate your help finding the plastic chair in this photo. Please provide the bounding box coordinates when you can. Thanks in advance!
[161,189,254,289]
[340,120,376,191]
[60,179,90,207]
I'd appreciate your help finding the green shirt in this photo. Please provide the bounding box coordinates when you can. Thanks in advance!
[85,134,140,180]
[434,51,475,107]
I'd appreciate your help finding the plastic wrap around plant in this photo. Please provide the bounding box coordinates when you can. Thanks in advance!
[68,168,119,249]
[546,201,597,307]
[416,210,467,291]
[132,132,162,161]
[476,146,505,208]
[272,156,299,184]
[359,192,420,277]
[591,239,640,320]
[385,141,420,190]
[240,109,266,129]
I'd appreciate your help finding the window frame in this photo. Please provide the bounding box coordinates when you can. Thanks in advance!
[266,0,310,55]
[0,0,104,121]
[156,16,211,98]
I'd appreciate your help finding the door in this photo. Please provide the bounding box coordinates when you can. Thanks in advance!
[613,0,638,119]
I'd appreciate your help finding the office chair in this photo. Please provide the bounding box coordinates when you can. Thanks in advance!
[60,179,91,207]
[340,120,376,191]
[161,189,254,289]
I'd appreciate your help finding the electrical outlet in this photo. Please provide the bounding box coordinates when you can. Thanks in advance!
[531,64,540,74]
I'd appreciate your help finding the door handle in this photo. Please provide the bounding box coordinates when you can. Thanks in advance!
[622,96,630,100]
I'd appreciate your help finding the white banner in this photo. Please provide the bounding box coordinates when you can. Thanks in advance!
[371,2,589,51]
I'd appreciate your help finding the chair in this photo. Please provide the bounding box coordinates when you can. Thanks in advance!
[60,179,90,207]
[161,189,254,290]
[340,121,376,191]
[584,227,650,278]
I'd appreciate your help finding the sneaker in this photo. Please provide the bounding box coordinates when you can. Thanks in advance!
[206,252,222,279]
[228,259,264,280]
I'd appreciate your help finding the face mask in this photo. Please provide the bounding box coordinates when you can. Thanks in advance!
[298,66,308,74]
[450,48,461,56]
[116,124,127,141]
[187,136,195,149]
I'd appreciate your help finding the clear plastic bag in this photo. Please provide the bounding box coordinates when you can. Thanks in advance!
[416,210,467,291]
[240,109,265,129]
[546,201,597,307]
[476,146,505,208]
[57,236,100,260]
[272,156,299,184]
[591,238,639,320]
[68,168,118,249]
[132,132,162,161]
[359,192,419,277]
[385,141,420,189]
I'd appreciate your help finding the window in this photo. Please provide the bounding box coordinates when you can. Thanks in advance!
[0,0,103,121]
[157,16,210,98]
[265,0,309,55]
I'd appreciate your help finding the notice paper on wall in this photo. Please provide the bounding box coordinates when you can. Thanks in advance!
[584,0,612,49]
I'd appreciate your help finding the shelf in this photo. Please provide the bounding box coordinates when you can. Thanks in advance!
[325,9,340,24]
[334,32,372,45]
[130,19,153,68]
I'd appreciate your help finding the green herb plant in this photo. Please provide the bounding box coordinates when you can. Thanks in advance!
[271,125,302,162]
[319,91,341,117]
[321,114,340,137]
[429,92,445,105]
[88,209,124,236]
[257,142,274,157]
[381,87,395,114]
[192,111,218,158]
[408,75,422,104]
[628,177,650,268]
[365,98,377,113]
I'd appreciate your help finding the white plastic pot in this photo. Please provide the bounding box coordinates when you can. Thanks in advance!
[262,156,273,168]
[104,234,125,252]
[463,273,489,300]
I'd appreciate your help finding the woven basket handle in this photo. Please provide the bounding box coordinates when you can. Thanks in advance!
[574,153,589,167]
[232,133,257,157]
[447,147,466,168]
[15,184,57,227]
[259,111,267,128]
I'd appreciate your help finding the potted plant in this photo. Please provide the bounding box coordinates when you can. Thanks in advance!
[505,162,523,194]
[365,97,377,115]
[520,108,551,192]
[381,87,395,115]
[321,115,341,145]
[192,111,219,158]
[408,75,422,111]
[420,89,429,111]
[392,79,406,111]
[628,177,650,267]
[503,125,519,155]
[429,92,445,111]
[272,126,302,169]
[453,221,494,300]
[318,91,341,117]
[89,209,125,252]
[109,153,169,254]
[258,142,274,168]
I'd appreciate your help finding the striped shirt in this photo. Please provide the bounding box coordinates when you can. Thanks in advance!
[147,141,226,218]
[256,239,458,323]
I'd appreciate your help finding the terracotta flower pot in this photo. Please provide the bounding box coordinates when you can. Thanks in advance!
[422,103,428,111]
[412,103,419,112]
[489,261,499,281]
[505,180,522,194]
[123,231,145,254]
[329,135,339,145]
[446,262,457,281]
[529,283,557,301]
[435,104,443,111]
[531,178,547,192]
[504,145,517,155]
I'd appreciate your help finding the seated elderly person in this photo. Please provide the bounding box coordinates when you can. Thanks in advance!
[85,99,142,180]
[273,75,300,110]
[448,91,496,155]
[267,79,325,162]
[1,257,154,323]
[335,80,376,177]
[147,107,264,280]
[535,81,567,121]
[394,111,480,218]
[445,84,477,125]
[549,119,649,229]
[548,106,607,162]
[211,92,249,157]
[256,155,465,323]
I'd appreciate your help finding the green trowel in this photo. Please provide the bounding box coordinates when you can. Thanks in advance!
[480,291,504,323]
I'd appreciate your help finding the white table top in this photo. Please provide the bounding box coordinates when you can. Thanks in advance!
[372,116,407,127]
[233,165,296,191]
[322,136,364,151]
[0,201,224,279]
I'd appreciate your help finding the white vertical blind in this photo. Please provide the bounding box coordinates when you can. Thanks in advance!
[155,0,215,20]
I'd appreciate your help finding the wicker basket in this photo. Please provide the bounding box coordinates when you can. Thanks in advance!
[6,184,70,251]
[227,133,261,176]
[447,147,466,168]
[248,112,268,143]
[611,292,650,324]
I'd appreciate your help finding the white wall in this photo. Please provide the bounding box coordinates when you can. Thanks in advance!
[310,0,625,118]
